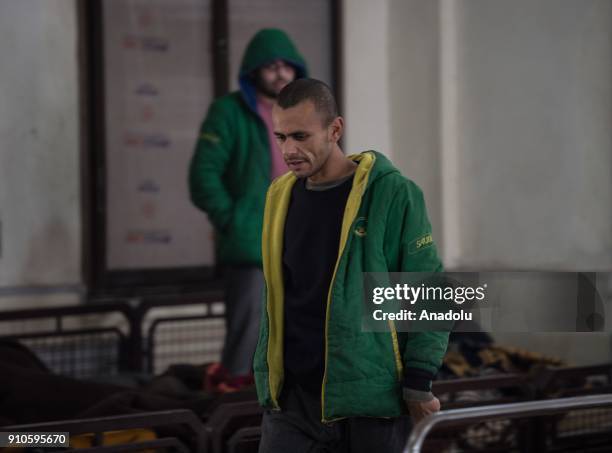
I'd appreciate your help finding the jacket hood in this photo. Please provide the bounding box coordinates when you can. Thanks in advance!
[351,150,400,188]
[238,28,308,112]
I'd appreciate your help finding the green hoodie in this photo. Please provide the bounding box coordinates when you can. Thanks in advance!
[189,29,307,265]
[253,151,449,421]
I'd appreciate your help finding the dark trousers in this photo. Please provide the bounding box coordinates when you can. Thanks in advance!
[221,265,264,376]
[259,381,412,453]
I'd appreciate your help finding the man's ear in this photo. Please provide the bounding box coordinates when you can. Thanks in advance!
[329,116,344,142]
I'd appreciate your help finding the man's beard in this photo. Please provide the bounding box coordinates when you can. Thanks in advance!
[258,82,279,98]
[254,74,289,98]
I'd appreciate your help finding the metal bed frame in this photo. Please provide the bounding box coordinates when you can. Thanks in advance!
[405,393,612,453]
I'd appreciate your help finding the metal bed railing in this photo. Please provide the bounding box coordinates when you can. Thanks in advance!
[139,292,225,374]
[0,301,138,377]
[404,393,612,453]
[0,291,225,376]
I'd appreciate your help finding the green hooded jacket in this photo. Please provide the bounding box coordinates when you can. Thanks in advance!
[189,29,307,265]
[253,151,450,421]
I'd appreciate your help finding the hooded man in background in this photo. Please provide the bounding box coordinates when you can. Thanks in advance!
[189,29,308,391]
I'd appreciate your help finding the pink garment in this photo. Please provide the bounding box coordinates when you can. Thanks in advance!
[257,97,288,180]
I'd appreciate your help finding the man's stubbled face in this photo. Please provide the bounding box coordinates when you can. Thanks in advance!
[272,100,336,179]
[254,59,296,98]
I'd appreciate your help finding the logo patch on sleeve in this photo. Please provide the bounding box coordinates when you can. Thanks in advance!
[408,233,433,254]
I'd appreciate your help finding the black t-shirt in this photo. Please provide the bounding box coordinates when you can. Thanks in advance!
[282,174,354,393]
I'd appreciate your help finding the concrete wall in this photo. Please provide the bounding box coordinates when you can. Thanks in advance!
[447,0,612,271]
[0,0,82,308]
[342,0,392,157]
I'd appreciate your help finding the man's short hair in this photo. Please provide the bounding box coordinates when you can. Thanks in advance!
[277,78,339,126]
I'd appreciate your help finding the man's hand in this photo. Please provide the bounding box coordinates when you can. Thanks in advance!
[406,396,441,424]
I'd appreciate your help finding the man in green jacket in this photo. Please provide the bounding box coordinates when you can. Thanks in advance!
[189,29,308,389]
[254,79,449,452]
